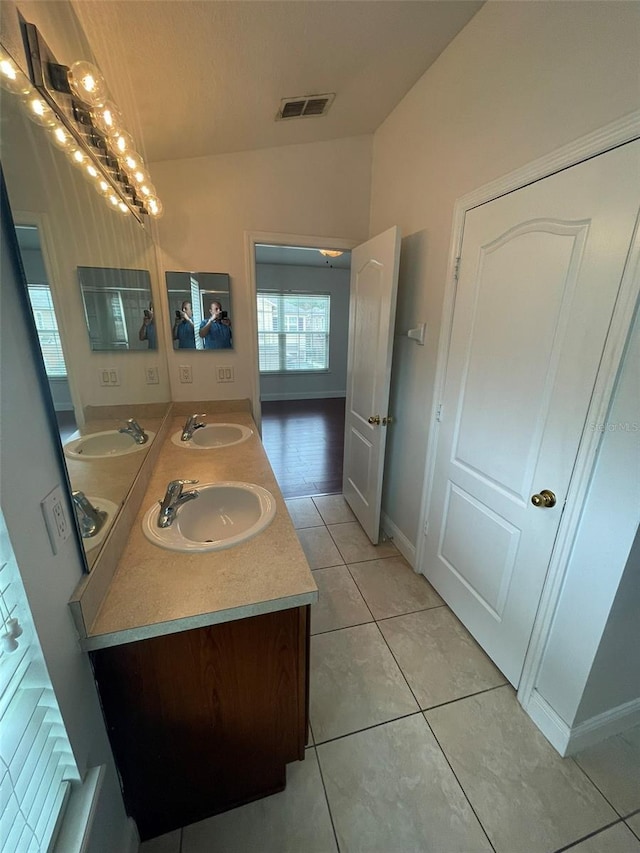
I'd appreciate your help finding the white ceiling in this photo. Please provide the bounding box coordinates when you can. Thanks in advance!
[256,244,352,269]
[70,1,483,165]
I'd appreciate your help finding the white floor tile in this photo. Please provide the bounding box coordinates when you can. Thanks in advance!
[310,623,418,742]
[348,555,443,619]
[182,750,337,853]
[426,686,618,853]
[573,724,640,816]
[311,565,373,635]
[567,822,640,852]
[285,497,324,528]
[379,607,506,708]
[317,714,493,852]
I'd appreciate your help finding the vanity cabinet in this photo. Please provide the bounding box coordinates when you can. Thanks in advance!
[91,605,310,841]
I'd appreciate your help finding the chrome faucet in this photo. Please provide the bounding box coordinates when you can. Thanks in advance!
[181,413,206,442]
[72,491,108,538]
[119,418,148,445]
[157,479,199,528]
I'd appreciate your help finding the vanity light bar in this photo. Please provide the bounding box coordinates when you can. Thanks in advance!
[15,20,162,221]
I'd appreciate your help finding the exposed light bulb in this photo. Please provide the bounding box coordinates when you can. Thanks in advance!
[318,249,344,258]
[140,181,156,198]
[94,178,112,197]
[0,50,32,96]
[117,201,129,213]
[123,150,143,172]
[85,163,99,179]
[50,124,73,150]
[21,93,57,127]
[68,60,108,108]
[107,193,120,207]
[147,197,163,218]
[67,147,87,167]
[90,100,123,138]
[113,130,134,156]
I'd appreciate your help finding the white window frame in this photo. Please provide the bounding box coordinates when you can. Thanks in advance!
[257,290,331,374]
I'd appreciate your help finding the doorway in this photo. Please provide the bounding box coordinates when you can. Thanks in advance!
[14,224,77,442]
[253,241,352,498]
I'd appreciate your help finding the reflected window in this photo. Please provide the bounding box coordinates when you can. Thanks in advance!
[27,284,68,377]
[257,292,330,372]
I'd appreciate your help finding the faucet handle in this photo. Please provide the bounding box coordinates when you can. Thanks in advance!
[173,479,199,487]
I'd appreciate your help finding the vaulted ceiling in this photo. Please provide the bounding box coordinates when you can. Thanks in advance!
[71,1,483,165]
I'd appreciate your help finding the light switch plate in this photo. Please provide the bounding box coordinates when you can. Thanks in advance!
[41,485,71,555]
[216,365,234,383]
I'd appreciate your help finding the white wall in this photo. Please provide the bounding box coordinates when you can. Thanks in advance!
[369,0,640,549]
[152,136,372,404]
[257,263,350,401]
[1,188,134,853]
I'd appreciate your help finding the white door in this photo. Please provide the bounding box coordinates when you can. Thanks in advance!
[343,226,401,543]
[421,141,640,686]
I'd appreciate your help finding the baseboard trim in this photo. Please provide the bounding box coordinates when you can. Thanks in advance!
[566,697,640,755]
[381,512,416,568]
[522,690,571,755]
[523,689,640,757]
[260,391,346,401]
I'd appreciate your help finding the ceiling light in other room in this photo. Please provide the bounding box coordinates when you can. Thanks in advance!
[319,250,344,258]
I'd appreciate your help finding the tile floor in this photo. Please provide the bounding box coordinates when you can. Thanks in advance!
[141,496,640,853]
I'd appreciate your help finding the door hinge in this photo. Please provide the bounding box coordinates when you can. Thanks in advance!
[454,256,461,282]
[436,403,443,422]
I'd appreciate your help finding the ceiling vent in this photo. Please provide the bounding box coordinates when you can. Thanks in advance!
[276,93,335,121]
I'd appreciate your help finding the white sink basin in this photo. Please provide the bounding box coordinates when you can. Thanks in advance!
[65,429,155,460]
[142,481,276,553]
[171,423,253,449]
[81,496,119,552]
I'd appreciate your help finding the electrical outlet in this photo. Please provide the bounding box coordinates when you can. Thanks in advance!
[145,366,159,384]
[179,365,192,383]
[217,365,234,383]
[41,485,71,555]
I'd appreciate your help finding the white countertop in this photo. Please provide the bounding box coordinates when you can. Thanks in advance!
[81,411,318,650]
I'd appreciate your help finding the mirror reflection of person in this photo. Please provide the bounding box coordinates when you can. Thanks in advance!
[173,300,196,349]
[199,301,232,349]
[138,302,157,349]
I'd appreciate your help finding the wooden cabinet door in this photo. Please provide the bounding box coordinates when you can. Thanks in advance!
[91,607,309,840]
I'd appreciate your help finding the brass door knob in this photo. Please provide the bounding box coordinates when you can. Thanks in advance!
[368,415,381,425]
[531,490,557,508]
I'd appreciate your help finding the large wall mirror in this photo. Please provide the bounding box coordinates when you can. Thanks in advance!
[1,39,171,570]
[166,271,233,350]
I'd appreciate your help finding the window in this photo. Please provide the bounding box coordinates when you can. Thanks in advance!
[26,286,67,378]
[257,292,330,372]
[0,509,80,852]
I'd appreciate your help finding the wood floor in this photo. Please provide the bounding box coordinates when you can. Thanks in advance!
[260,398,345,499]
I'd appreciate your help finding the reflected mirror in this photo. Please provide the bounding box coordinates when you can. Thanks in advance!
[78,266,156,351]
[166,271,233,350]
[2,35,170,571]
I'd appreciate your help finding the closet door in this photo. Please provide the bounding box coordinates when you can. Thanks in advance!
[421,141,640,686]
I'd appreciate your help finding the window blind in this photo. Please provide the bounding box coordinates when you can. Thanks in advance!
[26,287,67,379]
[257,291,330,373]
[0,510,79,852]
